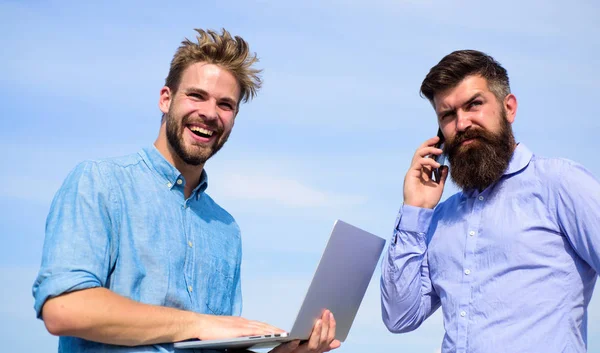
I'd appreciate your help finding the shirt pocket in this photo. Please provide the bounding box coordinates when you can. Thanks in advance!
[203,254,235,315]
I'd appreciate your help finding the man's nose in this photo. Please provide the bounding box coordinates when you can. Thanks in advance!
[200,101,218,121]
[456,110,472,132]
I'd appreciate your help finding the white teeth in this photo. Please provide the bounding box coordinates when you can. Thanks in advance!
[189,126,213,136]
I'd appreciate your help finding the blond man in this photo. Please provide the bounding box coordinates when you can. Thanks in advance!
[33,29,340,353]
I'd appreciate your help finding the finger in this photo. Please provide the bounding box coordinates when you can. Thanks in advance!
[411,149,443,171]
[408,157,441,177]
[226,317,265,337]
[306,319,322,351]
[269,340,300,353]
[326,312,336,347]
[418,136,442,149]
[318,311,331,351]
[248,320,286,334]
[412,146,444,164]
[328,340,341,351]
[439,165,450,186]
[422,164,433,182]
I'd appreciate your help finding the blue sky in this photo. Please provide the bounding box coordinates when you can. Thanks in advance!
[1,0,600,352]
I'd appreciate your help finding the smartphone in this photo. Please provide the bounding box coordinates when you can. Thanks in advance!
[432,128,446,183]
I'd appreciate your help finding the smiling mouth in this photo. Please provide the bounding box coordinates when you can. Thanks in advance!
[188,125,214,139]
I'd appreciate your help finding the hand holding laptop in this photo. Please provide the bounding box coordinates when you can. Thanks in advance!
[194,310,340,353]
[270,309,341,353]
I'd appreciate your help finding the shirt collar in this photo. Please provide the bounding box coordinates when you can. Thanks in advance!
[504,143,533,176]
[139,145,208,198]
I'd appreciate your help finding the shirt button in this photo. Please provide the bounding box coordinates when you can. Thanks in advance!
[469,231,475,236]
[188,241,193,248]
[177,179,183,185]
[478,196,484,201]
[166,182,172,188]
[464,269,471,275]
[188,286,193,292]
[460,311,466,317]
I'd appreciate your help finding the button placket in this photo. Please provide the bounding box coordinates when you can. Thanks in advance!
[457,196,484,353]
[181,197,195,304]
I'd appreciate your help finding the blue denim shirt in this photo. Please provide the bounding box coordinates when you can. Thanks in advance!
[33,145,242,352]
[381,144,600,353]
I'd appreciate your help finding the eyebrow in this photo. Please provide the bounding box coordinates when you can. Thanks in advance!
[184,87,239,106]
[436,92,484,119]
[464,93,484,107]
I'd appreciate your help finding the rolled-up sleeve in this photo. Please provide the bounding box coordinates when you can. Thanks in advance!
[32,160,119,318]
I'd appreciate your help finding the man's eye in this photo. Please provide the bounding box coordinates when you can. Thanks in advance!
[469,100,482,108]
[189,93,204,100]
[219,103,234,111]
[440,112,454,120]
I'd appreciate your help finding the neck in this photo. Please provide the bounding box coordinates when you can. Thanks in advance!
[154,128,204,199]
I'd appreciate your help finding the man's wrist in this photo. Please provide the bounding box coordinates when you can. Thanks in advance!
[396,204,434,234]
[173,311,204,342]
[403,199,437,210]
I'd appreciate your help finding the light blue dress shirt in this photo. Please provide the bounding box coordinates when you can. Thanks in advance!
[381,144,600,353]
[33,145,242,352]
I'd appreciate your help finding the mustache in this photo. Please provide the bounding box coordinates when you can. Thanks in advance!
[444,127,496,157]
[453,128,490,145]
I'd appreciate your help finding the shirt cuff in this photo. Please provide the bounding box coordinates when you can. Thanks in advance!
[33,270,102,319]
[395,204,434,234]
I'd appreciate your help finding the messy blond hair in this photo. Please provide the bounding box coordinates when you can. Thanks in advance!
[165,28,262,104]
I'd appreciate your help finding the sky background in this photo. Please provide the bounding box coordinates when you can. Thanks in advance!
[1,0,600,352]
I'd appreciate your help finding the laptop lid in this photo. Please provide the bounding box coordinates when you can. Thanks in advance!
[287,219,385,341]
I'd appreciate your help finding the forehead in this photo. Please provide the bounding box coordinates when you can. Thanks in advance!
[433,75,493,112]
[178,62,241,100]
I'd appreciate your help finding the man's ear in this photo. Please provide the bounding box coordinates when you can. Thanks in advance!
[159,86,172,114]
[504,93,518,124]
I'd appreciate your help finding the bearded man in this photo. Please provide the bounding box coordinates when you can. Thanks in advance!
[380,50,600,353]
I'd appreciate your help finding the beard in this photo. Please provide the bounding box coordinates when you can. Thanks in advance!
[165,110,231,166]
[444,109,516,191]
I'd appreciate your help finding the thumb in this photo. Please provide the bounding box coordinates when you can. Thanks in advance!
[439,165,450,187]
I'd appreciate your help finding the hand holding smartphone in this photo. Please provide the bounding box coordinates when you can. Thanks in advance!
[403,129,448,209]
[432,128,446,183]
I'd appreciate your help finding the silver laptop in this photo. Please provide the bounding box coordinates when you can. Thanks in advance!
[174,219,386,350]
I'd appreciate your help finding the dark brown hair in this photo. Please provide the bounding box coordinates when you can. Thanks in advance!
[165,28,262,104]
[420,50,510,103]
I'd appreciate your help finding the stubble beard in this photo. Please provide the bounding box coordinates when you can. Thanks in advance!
[165,111,230,166]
